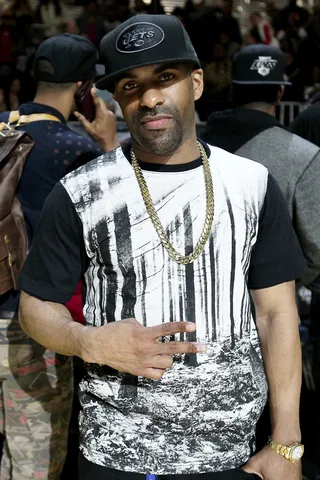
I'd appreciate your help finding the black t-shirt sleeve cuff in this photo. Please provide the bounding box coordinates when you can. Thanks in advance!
[20,276,73,304]
[248,258,308,289]
[19,182,88,303]
[248,173,308,289]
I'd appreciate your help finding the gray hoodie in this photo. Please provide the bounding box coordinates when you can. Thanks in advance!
[200,107,320,287]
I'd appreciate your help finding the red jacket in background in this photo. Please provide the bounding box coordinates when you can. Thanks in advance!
[65,281,85,324]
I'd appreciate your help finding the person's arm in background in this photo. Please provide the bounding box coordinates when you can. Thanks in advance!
[242,281,302,480]
[290,113,320,285]
[290,109,319,153]
[293,153,320,286]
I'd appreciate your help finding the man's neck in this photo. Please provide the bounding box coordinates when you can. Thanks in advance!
[131,133,200,165]
[32,94,72,121]
[240,102,275,116]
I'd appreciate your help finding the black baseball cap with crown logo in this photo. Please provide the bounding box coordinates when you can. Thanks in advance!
[96,14,201,92]
[232,44,291,86]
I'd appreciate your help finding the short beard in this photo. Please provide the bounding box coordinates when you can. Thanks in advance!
[131,105,184,155]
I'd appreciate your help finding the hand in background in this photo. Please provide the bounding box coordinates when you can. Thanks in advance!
[75,87,119,152]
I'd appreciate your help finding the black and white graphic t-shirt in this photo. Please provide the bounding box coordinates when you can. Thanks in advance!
[20,143,307,475]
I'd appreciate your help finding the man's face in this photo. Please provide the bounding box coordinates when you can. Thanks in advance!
[114,63,203,155]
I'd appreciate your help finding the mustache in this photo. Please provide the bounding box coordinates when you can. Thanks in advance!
[133,106,179,123]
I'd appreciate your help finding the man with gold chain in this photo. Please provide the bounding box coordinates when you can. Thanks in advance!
[19,14,306,480]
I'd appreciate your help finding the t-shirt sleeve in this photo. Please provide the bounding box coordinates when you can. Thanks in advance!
[248,173,308,289]
[19,182,89,303]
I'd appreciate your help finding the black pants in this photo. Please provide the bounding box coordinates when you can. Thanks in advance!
[79,454,261,480]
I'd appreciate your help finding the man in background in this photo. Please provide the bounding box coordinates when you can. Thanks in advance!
[0,33,109,479]
[201,44,320,288]
[290,87,320,466]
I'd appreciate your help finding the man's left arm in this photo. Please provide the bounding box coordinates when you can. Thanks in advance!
[242,280,302,480]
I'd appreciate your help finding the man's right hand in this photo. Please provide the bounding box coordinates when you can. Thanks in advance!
[80,318,207,380]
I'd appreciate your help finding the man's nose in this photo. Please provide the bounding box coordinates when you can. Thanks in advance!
[139,88,165,110]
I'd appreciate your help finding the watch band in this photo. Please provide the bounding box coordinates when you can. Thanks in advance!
[268,437,291,460]
[267,437,304,463]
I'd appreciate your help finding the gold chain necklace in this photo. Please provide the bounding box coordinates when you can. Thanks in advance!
[130,141,214,265]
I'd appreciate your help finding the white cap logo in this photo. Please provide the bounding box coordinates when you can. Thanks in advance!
[250,56,278,77]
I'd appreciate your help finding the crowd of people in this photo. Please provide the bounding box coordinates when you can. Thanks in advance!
[0,2,320,480]
[1,0,320,119]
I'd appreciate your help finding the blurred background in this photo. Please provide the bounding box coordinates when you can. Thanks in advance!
[1,0,320,125]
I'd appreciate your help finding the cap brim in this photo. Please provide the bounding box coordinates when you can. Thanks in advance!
[95,57,201,92]
[232,80,292,86]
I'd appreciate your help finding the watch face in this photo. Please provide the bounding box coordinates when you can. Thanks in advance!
[291,445,304,461]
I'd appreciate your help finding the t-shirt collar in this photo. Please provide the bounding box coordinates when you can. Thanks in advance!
[18,102,66,123]
[121,138,211,173]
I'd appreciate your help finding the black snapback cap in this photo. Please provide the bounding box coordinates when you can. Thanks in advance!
[232,44,291,86]
[96,14,201,91]
[34,34,98,83]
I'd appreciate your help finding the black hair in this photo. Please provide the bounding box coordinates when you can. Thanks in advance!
[232,83,282,106]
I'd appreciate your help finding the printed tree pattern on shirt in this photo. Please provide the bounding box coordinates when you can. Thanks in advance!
[61,145,269,474]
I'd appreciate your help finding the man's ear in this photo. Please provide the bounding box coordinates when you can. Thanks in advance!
[276,85,285,104]
[192,69,204,101]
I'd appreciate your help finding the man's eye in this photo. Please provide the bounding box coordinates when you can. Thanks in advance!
[123,82,138,91]
[159,73,174,82]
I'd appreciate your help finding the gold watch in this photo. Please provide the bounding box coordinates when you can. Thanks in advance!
[267,437,304,463]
